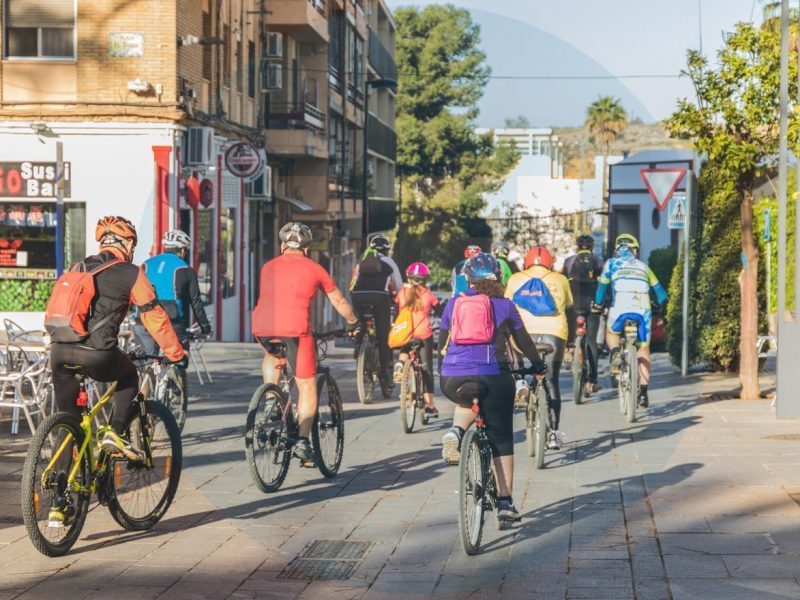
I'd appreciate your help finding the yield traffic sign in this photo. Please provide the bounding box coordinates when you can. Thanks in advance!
[640,168,686,211]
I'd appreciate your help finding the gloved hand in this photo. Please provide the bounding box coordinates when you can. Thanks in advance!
[200,325,212,337]
[531,360,548,376]
[345,320,362,338]
[590,302,605,314]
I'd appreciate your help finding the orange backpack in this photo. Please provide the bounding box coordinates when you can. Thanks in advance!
[44,261,121,343]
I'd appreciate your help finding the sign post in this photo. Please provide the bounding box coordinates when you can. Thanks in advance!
[681,174,695,377]
[764,209,772,322]
[55,142,65,277]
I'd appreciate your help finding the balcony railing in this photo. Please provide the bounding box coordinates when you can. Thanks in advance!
[266,101,326,132]
[368,26,397,81]
[368,113,396,160]
[309,0,325,16]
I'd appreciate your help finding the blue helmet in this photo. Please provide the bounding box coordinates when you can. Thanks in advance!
[463,252,500,282]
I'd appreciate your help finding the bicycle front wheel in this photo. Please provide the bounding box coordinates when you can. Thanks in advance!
[21,412,90,557]
[312,373,344,478]
[245,384,292,492]
[572,338,584,406]
[459,429,486,556]
[626,346,639,424]
[107,400,182,531]
[400,360,417,434]
[534,382,548,469]
[356,338,376,405]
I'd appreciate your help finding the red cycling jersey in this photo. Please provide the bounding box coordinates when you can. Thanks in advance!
[252,253,337,338]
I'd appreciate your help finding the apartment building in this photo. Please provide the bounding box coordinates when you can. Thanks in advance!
[0,0,398,337]
[475,127,564,178]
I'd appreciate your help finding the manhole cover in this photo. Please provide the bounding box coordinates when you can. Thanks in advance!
[764,434,800,441]
[280,540,373,581]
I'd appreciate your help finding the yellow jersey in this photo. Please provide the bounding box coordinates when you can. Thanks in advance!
[505,265,573,341]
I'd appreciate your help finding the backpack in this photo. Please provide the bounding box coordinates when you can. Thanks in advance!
[144,253,186,319]
[357,249,384,276]
[512,272,558,317]
[569,252,597,283]
[44,261,121,343]
[388,307,416,349]
[450,293,495,344]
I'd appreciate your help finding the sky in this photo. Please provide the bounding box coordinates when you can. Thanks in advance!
[386,0,761,127]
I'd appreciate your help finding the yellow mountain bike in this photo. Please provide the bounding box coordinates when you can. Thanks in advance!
[21,354,182,557]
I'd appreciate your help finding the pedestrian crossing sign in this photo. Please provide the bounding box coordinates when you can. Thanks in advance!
[668,193,686,229]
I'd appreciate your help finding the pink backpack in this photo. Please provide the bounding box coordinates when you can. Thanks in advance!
[450,293,495,344]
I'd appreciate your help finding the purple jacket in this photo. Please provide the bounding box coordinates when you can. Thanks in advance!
[440,289,526,376]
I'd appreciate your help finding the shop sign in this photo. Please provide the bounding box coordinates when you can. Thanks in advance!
[0,238,26,267]
[243,149,268,184]
[200,179,214,208]
[0,204,54,228]
[0,162,71,198]
[225,143,261,178]
[185,175,201,208]
[109,32,144,58]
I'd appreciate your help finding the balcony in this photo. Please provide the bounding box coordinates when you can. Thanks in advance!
[368,26,396,81]
[367,114,396,160]
[265,102,328,159]
[268,0,329,43]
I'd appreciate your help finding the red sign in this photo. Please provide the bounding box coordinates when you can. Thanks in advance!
[199,178,214,208]
[185,175,201,208]
[640,168,686,211]
[224,143,261,178]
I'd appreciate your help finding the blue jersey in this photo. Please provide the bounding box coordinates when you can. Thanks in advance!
[143,253,189,319]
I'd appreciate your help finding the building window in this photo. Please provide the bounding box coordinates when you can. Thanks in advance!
[202,12,212,80]
[247,40,256,98]
[221,208,236,299]
[197,208,214,304]
[4,0,75,59]
[236,38,243,93]
[223,24,231,87]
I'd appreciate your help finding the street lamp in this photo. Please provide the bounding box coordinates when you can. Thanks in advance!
[362,77,397,249]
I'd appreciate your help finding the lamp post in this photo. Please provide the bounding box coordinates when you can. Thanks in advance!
[362,77,397,250]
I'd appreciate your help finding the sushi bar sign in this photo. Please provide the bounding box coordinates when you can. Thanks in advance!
[0,162,72,198]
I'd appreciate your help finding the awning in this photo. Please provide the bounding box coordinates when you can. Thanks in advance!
[275,195,313,212]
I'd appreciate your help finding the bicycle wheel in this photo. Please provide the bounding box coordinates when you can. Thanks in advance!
[572,338,584,406]
[161,367,188,433]
[534,381,548,469]
[459,429,487,555]
[245,384,292,493]
[618,356,628,415]
[21,412,90,556]
[356,338,376,405]
[107,400,182,530]
[525,392,536,458]
[400,360,417,433]
[626,346,639,424]
[312,373,345,478]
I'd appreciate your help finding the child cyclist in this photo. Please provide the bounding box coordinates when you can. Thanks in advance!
[393,262,440,417]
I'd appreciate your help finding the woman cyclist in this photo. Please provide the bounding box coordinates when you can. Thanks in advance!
[438,253,546,522]
[392,262,440,417]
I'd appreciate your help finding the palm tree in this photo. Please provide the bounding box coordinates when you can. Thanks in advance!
[585,96,628,211]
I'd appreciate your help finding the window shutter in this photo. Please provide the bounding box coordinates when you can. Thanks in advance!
[7,0,74,28]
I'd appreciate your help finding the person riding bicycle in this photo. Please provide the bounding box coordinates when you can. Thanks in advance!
[505,246,575,450]
[450,244,482,297]
[594,233,667,408]
[439,252,546,522]
[350,234,403,395]
[252,222,360,464]
[491,240,518,286]
[49,216,187,462]
[392,262,441,417]
[562,234,604,395]
[134,229,212,355]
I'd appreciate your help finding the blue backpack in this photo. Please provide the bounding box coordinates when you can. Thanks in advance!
[143,253,187,319]
[512,272,558,316]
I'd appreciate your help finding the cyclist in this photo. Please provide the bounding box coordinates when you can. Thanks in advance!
[439,252,546,521]
[252,222,360,463]
[392,262,440,417]
[350,234,403,394]
[491,240,518,286]
[594,234,667,408]
[505,246,575,450]
[49,216,186,461]
[134,229,212,355]
[562,234,604,395]
[450,244,482,297]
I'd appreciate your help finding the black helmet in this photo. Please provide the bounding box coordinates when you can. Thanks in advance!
[369,234,391,255]
[279,222,313,249]
[576,234,595,250]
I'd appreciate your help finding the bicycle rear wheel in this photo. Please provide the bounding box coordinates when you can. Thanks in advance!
[458,429,486,556]
[245,384,292,492]
[356,338,376,405]
[312,373,345,478]
[534,382,548,469]
[107,400,182,530]
[161,367,188,433]
[400,360,417,434]
[572,338,585,405]
[21,412,90,557]
[525,393,536,458]
[626,346,639,424]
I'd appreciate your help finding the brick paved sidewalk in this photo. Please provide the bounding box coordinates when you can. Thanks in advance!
[0,352,797,600]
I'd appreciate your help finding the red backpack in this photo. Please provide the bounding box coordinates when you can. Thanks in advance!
[44,261,121,343]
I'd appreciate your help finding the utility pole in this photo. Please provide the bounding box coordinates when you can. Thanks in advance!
[55,141,65,277]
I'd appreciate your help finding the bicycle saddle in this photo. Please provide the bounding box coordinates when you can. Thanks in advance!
[456,382,489,403]
[536,343,555,356]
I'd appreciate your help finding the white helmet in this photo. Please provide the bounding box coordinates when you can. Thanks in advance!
[162,229,192,251]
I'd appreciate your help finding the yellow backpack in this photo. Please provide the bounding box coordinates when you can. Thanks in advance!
[388,307,415,349]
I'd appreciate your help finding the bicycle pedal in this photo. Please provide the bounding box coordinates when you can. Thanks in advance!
[299,459,316,468]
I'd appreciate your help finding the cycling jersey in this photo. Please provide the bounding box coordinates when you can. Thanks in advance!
[497,258,513,286]
[450,260,468,296]
[350,256,402,295]
[563,251,604,314]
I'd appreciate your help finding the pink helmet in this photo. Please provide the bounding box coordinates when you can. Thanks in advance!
[406,261,430,280]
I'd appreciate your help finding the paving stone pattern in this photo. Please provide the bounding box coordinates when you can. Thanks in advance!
[0,352,797,599]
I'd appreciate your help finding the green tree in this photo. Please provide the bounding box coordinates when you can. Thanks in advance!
[504,115,532,128]
[666,22,799,398]
[585,96,628,209]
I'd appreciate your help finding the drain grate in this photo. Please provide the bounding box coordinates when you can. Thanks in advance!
[280,540,373,581]
[764,434,800,441]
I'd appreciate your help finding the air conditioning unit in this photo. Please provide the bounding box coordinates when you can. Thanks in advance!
[186,126,214,165]
[247,166,272,198]
[266,32,283,58]
[263,63,283,91]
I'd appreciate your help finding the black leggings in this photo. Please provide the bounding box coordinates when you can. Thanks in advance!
[440,373,515,457]
[352,292,392,380]
[583,313,601,383]
[51,343,139,432]
[404,337,434,393]
[532,334,565,430]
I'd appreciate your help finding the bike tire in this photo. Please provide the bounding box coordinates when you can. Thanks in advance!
[312,373,345,478]
[626,346,639,424]
[245,384,292,493]
[161,367,188,433]
[534,381,548,469]
[572,338,584,406]
[21,412,90,557]
[356,338,376,405]
[107,400,182,531]
[400,360,417,434]
[458,429,485,556]
[525,394,536,458]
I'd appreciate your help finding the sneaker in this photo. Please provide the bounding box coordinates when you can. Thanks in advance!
[638,390,649,408]
[497,498,521,522]
[101,431,141,461]
[393,361,404,384]
[584,381,601,397]
[514,379,530,408]
[441,427,463,465]
[547,430,566,450]
[424,405,439,418]
[609,348,622,375]
[292,438,316,466]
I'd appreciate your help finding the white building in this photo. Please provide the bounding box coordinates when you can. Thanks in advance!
[475,128,564,177]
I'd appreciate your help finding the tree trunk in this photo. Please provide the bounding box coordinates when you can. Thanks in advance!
[739,185,760,400]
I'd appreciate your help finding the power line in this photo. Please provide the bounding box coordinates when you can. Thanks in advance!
[281,67,684,81]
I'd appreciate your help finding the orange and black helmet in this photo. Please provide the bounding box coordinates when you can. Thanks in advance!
[95,216,138,246]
